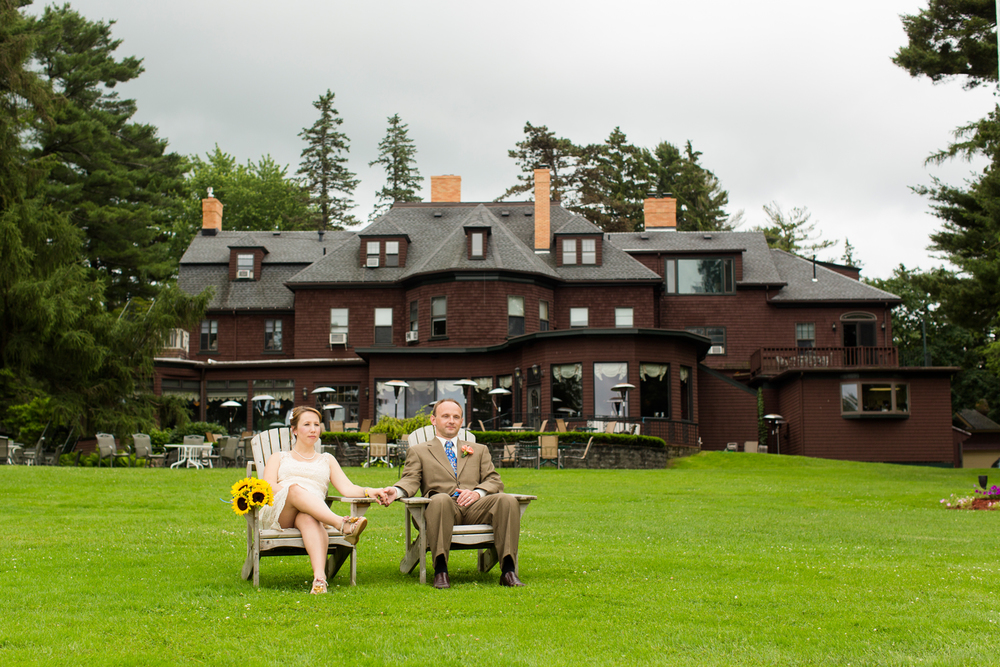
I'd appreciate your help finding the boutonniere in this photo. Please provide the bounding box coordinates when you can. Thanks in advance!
[460,444,474,458]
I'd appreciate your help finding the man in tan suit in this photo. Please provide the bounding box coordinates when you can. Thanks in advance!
[377,398,524,588]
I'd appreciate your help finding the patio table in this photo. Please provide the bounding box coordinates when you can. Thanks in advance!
[165,443,212,469]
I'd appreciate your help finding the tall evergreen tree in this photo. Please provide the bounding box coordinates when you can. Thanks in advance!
[892,0,997,89]
[644,141,736,232]
[574,127,650,232]
[368,113,422,221]
[297,90,358,230]
[500,122,583,205]
[27,4,188,309]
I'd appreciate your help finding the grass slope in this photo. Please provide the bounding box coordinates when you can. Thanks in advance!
[1,453,997,666]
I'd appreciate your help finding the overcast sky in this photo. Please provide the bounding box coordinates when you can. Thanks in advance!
[27,0,999,279]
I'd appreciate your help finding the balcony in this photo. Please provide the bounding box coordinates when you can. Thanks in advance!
[750,346,898,377]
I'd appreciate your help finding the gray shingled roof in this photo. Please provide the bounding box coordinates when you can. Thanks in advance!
[179,264,304,310]
[286,203,661,285]
[768,250,900,302]
[957,408,1000,432]
[607,230,783,285]
[180,230,354,264]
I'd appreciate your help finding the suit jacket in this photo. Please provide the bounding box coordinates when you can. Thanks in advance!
[396,438,504,499]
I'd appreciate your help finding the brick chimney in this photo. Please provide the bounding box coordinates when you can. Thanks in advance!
[643,194,676,232]
[202,189,223,236]
[430,175,461,202]
[534,167,550,251]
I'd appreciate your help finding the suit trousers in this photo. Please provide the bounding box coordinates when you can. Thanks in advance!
[425,492,520,565]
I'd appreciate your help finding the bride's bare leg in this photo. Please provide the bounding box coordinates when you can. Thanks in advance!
[277,485,346,530]
[295,513,329,582]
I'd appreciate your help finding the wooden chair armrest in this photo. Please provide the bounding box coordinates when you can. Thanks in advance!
[510,494,538,501]
[400,497,431,506]
[329,496,374,505]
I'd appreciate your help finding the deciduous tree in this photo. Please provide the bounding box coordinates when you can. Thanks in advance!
[753,202,835,255]
[297,90,358,229]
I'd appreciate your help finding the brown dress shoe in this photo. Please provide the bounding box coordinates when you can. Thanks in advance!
[499,571,525,587]
[433,572,451,589]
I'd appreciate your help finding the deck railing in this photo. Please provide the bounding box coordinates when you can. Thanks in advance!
[750,346,898,376]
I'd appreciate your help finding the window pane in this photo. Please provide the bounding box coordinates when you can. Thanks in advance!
[570,308,588,327]
[640,363,670,418]
[431,297,446,337]
[409,301,418,331]
[895,384,909,412]
[471,232,484,257]
[385,241,399,254]
[367,241,380,255]
[615,307,633,328]
[330,308,348,333]
[841,383,858,412]
[237,254,253,270]
[539,300,549,331]
[665,259,676,293]
[552,363,582,417]
[265,320,282,350]
[678,259,725,293]
[861,384,892,412]
[581,238,596,264]
[796,323,815,348]
[563,239,576,265]
[508,296,524,317]
[375,308,392,326]
[594,362,628,417]
[431,297,447,317]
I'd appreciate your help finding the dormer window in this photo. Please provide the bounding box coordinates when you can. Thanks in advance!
[385,241,399,267]
[581,239,596,264]
[563,239,577,264]
[236,253,254,279]
[559,236,601,266]
[366,242,380,267]
[465,226,490,260]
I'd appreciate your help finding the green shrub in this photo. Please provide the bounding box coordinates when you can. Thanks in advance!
[168,421,227,442]
[469,430,665,448]
[369,413,431,442]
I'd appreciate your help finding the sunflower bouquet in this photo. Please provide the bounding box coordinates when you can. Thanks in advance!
[230,477,274,515]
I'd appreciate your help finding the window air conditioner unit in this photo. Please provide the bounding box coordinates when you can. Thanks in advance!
[708,345,724,355]
[366,257,379,268]
[405,330,419,343]
[236,269,253,279]
[329,333,348,346]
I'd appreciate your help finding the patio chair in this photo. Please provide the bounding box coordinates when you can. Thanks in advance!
[345,422,359,432]
[603,421,619,434]
[537,419,548,433]
[0,436,9,464]
[358,419,372,434]
[241,427,372,587]
[556,419,567,433]
[96,433,129,467]
[744,440,759,454]
[133,434,166,468]
[330,420,345,433]
[725,442,738,452]
[399,425,535,585]
[364,433,390,468]
[217,436,239,467]
[499,443,519,468]
[560,437,594,468]
[539,435,560,468]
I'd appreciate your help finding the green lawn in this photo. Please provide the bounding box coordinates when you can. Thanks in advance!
[2,453,997,666]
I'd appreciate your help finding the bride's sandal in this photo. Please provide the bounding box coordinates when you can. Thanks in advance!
[341,516,368,545]
[310,578,328,594]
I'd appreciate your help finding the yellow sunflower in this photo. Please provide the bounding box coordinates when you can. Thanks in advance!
[231,494,250,515]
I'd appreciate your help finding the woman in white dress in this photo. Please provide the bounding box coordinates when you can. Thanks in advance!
[260,406,389,594]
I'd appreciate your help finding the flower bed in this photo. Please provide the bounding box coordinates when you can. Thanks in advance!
[940,484,1000,510]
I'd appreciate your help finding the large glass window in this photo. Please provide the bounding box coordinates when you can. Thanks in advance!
[431,297,447,337]
[615,308,633,328]
[665,258,735,294]
[563,238,577,265]
[594,362,628,417]
[842,313,877,347]
[841,382,909,416]
[312,385,360,424]
[551,363,583,418]
[640,363,670,418]
[374,379,474,421]
[471,377,494,428]
[160,379,201,422]
[796,323,815,348]
[570,307,588,328]
[686,326,726,355]
[508,296,525,336]
[251,380,294,432]
[374,307,393,345]
[385,241,399,267]
[539,300,549,331]
[581,238,596,265]
[264,319,282,351]
[330,308,348,346]
[200,320,218,352]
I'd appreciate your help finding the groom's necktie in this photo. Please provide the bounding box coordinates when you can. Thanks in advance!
[444,440,458,475]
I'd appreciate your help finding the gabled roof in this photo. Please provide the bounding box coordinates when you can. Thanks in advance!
[181,230,353,264]
[955,408,1000,432]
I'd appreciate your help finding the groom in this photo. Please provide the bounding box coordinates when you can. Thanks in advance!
[376,398,525,588]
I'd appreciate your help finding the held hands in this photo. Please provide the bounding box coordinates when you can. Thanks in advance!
[373,487,397,506]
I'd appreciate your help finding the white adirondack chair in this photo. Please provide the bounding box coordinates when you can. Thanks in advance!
[399,425,536,584]
[241,427,373,587]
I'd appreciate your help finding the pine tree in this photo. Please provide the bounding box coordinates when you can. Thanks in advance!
[841,238,863,268]
[574,127,650,232]
[368,114,422,221]
[27,5,189,309]
[500,122,583,204]
[753,202,835,255]
[297,90,358,230]
[644,141,737,232]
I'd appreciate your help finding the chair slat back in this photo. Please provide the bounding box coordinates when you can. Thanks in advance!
[331,420,344,433]
[369,432,388,457]
[539,435,559,459]
[359,419,372,433]
[603,421,618,434]
[406,424,476,448]
[556,419,567,432]
[96,433,115,456]
[249,428,292,475]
